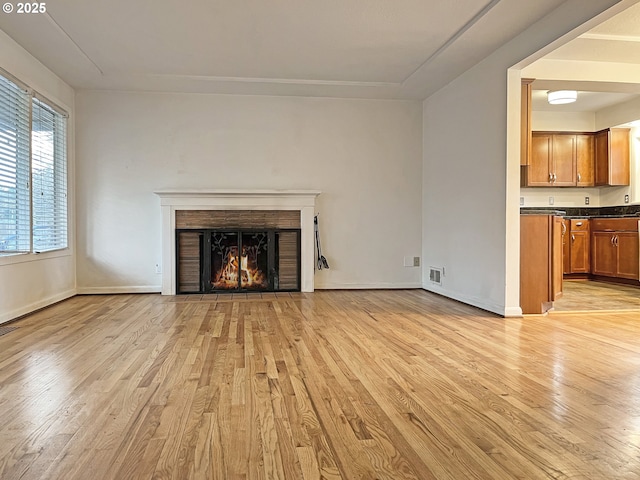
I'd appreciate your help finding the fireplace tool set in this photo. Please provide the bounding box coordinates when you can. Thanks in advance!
[314,214,329,270]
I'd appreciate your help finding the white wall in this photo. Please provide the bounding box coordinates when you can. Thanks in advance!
[0,30,76,323]
[75,92,423,292]
[422,0,623,317]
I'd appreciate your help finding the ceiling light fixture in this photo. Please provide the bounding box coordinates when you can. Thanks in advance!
[547,90,577,105]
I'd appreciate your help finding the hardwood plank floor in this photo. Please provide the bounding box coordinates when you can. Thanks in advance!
[1,290,640,479]
[553,280,640,312]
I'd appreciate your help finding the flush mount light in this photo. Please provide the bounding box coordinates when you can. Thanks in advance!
[547,90,577,105]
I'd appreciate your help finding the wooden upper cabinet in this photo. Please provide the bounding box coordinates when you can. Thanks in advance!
[527,132,577,186]
[576,134,594,187]
[525,131,597,188]
[552,134,576,186]
[528,133,553,186]
[595,128,630,186]
[520,79,533,167]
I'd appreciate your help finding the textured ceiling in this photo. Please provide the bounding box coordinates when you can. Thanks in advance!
[0,0,572,98]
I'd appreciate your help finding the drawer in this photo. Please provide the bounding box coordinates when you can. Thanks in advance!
[570,219,589,231]
[591,218,639,232]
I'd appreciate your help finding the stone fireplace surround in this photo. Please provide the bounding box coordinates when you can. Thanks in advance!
[155,190,320,295]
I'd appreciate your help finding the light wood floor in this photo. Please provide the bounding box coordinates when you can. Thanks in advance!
[553,280,640,312]
[1,290,640,479]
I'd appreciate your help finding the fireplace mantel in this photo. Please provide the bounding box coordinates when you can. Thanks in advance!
[155,189,321,295]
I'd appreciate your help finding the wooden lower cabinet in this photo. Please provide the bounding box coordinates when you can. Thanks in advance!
[616,232,640,280]
[590,218,640,281]
[521,215,563,314]
[568,219,590,274]
[591,232,617,277]
[569,231,591,273]
[562,218,591,276]
[562,219,570,275]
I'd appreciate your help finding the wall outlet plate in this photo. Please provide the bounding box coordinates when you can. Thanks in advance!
[155,264,162,274]
[625,194,630,204]
[585,196,590,205]
[519,197,524,206]
[413,256,420,267]
[548,196,554,205]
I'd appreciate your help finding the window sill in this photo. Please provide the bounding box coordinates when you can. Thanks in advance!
[0,248,72,266]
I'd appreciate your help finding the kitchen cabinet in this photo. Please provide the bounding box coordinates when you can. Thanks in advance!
[562,219,570,274]
[568,219,590,274]
[520,79,533,167]
[576,134,594,187]
[591,218,639,281]
[595,128,629,186]
[521,215,563,314]
[525,132,577,187]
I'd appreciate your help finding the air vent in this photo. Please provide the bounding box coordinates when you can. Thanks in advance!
[429,267,442,285]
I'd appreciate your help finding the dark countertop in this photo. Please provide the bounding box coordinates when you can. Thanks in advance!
[521,205,640,218]
[521,209,566,216]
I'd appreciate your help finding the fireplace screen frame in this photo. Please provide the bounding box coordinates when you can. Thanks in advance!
[175,228,301,294]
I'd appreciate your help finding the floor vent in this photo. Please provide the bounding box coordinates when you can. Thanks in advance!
[0,326,18,337]
[429,267,442,285]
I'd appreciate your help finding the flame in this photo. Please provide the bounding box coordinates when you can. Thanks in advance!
[214,250,266,289]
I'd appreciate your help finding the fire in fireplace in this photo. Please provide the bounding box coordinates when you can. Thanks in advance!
[176,228,300,294]
[211,232,269,290]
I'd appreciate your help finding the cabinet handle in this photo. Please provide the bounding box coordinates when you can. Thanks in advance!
[571,234,575,242]
[553,173,557,183]
[576,222,583,226]
[611,236,615,246]
[561,223,566,235]
[577,173,581,183]
[549,172,553,183]
[615,235,619,247]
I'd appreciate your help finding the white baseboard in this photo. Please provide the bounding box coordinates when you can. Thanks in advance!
[421,283,518,317]
[76,286,162,295]
[0,289,76,324]
[314,282,423,290]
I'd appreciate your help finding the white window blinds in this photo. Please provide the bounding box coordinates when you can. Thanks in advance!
[32,97,68,252]
[0,71,68,255]
[0,75,30,253]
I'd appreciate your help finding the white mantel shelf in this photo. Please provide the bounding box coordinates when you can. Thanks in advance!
[155,189,321,295]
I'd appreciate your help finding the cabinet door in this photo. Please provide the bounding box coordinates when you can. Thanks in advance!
[528,134,553,186]
[609,129,630,186]
[551,216,563,300]
[570,231,590,273]
[591,232,616,277]
[616,232,639,280]
[576,134,594,187]
[594,130,609,186]
[520,80,533,166]
[552,134,576,186]
[562,219,570,275]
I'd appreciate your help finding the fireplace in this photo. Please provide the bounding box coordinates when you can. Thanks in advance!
[177,228,300,293]
[155,190,320,295]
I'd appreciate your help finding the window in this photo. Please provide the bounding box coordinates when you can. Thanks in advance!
[0,71,68,255]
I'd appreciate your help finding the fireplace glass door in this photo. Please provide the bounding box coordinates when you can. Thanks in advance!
[176,228,300,294]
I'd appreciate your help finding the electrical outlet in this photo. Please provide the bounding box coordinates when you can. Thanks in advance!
[155,264,162,274]
[585,196,590,205]
[519,197,524,206]
[413,256,420,267]
[625,194,630,204]
[548,196,554,206]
